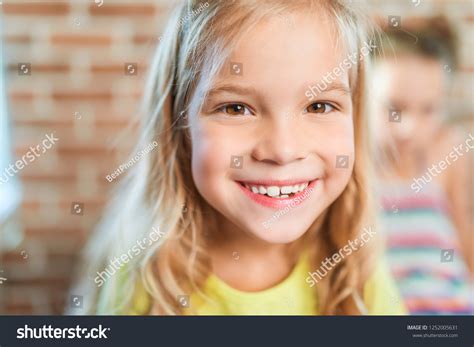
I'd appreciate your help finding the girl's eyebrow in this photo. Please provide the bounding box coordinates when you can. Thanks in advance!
[319,82,351,96]
[306,80,351,96]
[206,84,259,98]
[206,81,351,99]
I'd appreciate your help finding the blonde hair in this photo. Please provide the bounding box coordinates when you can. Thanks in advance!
[73,0,379,315]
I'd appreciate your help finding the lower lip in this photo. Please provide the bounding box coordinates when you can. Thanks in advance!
[237,180,317,209]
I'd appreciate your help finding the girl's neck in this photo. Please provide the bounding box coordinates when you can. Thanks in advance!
[206,214,305,291]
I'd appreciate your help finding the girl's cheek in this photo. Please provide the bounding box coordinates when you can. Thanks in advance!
[190,129,223,193]
[303,116,354,163]
[190,124,246,196]
[315,119,355,190]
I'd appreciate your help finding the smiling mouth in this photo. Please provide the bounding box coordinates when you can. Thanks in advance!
[237,180,315,199]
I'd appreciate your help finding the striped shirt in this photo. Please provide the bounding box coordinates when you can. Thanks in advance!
[379,181,473,315]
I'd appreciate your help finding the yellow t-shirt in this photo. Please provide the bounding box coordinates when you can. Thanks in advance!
[125,253,407,315]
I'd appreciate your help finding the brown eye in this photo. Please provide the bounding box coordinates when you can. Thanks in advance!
[220,103,251,116]
[305,102,334,114]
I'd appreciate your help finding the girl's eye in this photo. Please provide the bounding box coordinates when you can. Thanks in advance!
[219,103,252,116]
[305,102,335,114]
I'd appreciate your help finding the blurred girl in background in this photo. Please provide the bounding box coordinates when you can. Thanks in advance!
[373,16,473,314]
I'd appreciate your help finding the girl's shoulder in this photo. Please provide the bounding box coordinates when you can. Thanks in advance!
[96,268,151,315]
[364,259,408,315]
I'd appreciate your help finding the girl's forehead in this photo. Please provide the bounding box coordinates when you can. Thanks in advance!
[210,13,349,89]
[377,56,444,94]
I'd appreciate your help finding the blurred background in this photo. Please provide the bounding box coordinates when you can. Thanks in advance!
[0,0,472,314]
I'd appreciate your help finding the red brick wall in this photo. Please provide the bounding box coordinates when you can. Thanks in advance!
[0,0,169,314]
[0,0,472,314]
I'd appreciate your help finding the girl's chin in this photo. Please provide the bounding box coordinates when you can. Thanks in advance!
[247,224,308,244]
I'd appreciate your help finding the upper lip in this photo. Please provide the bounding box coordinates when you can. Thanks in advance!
[237,179,316,186]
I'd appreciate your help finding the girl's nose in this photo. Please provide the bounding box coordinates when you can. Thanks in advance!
[251,115,308,165]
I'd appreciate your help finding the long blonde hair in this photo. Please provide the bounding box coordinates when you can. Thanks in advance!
[74,0,378,315]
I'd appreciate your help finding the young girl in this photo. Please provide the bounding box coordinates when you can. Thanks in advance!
[373,16,473,314]
[73,0,406,315]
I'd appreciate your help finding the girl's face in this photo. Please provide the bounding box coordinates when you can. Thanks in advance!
[373,55,445,152]
[190,12,355,244]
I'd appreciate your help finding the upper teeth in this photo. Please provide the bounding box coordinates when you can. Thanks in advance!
[246,183,309,197]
